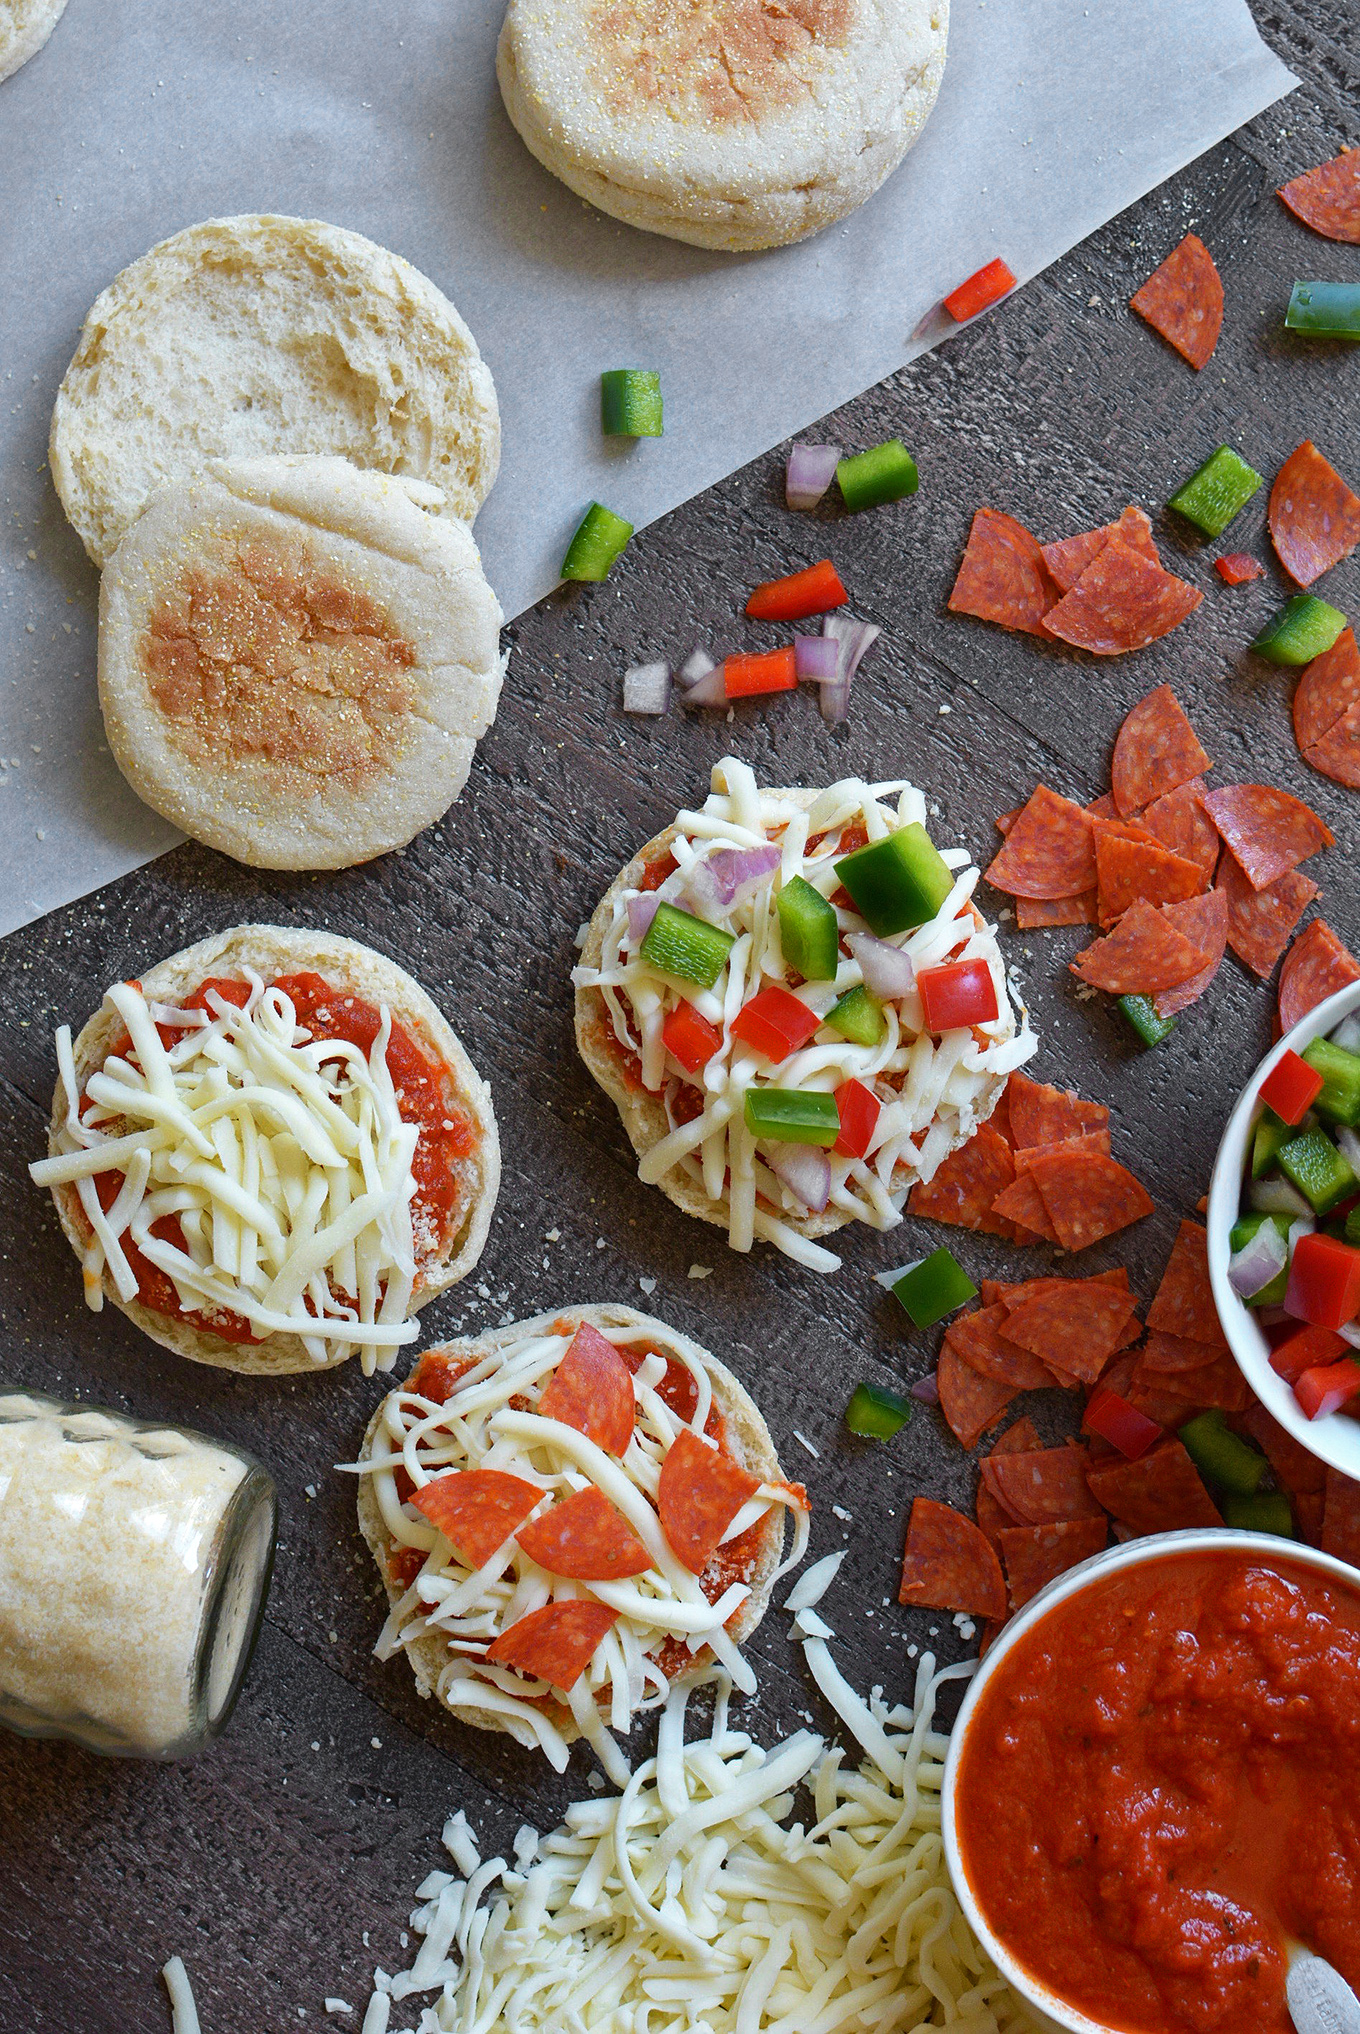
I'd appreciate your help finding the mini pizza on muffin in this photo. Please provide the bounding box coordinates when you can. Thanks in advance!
[355,1305,809,1775]
[30,925,499,1375]
[573,756,1034,1271]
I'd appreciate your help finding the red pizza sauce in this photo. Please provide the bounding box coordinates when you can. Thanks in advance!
[84,972,477,1342]
[953,1549,1360,2034]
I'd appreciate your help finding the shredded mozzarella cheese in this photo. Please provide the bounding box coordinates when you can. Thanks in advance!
[160,1957,202,2034]
[574,758,1035,1271]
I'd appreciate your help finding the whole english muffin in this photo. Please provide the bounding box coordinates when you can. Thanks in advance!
[98,457,506,870]
[497,0,948,252]
[50,215,501,567]
[0,0,69,81]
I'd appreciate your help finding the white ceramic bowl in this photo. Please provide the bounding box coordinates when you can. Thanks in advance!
[941,1529,1360,2034]
[1207,977,1360,1482]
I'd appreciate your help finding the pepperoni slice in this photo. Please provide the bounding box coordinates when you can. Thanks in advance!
[1278,151,1360,245]
[1027,1148,1155,1253]
[1321,1467,1360,1566]
[1132,1348,1248,1414]
[1302,707,1360,789]
[1215,856,1318,979]
[1294,627,1360,750]
[947,507,1060,636]
[1006,1072,1108,1151]
[1141,1327,1222,1374]
[1043,530,1203,656]
[898,1496,1007,1620]
[981,1446,1106,1526]
[1086,793,1118,822]
[484,1600,621,1692]
[1214,553,1265,586]
[1094,825,1205,926]
[998,1518,1108,1611]
[1153,888,1229,1018]
[515,1486,652,1582]
[1201,783,1334,892]
[1041,505,1160,594]
[1128,233,1223,370]
[1017,892,1099,933]
[908,1119,1017,1237]
[537,1322,636,1456]
[989,1167,1061,1244]
[1146,1220,1226,1349]
[1084,1437,1222,1534]
[407,1348,475,1405]
[1137,778,1220,886]
[1110,684,1212,817]
[937,1339,1016,1448]
[1014,1132,1113,1181]
[1070,896,1210,995]
[1269,441,1360,586]
[1240,1400,1326,1497]
[412,1469,543,1568]
[656,1428,759,1574]
[1279,918,1360,1034]
[1000,1284,1139,1385]
[945,1305,1056,1392]
[984,785,1097,899]
[988,1415,1043,1458]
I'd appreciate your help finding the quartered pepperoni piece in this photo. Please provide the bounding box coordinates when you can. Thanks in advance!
[908,1119,1018,1238]
[1146,1220,1226,1349]
[1240,1400,1326,1496]
[1199,783,1333,892]
[1110,684,1211,817]
[537,1321,636,1455]
[1294,627,1360,750]
[656,1428,759,1574]
[1026,1148,1155,1253]
[1321,1467,1360,1566]
[1132,1348,1248,1414]
[1042,530,1203,656]
[1041,505,1159,594]
[1015,891,1100,929]
[484,1600,621,1691]
[1070,897,1210,995]
[987,1415,1044,1458]
[898,1496,1006,1620]
[1094,825,1205,926]
[989,1167,1061,1245]
[412,1469,543,1569]
[1001,1284,1139,1385]
[1138,778,1220,886]
[1141,1327,1220,1374]
[516,1486,652,1582]
[947,506,1060,636]
[1006,1072,1108,1151]
[1278,150,1360,244]
[998,1518,1108,1611]
[407,1348,475,1405]
[946,1304,1056,1393]
[981,1446,1106,1525]
[937,1339,1017,1448]
[1128,233,1223,369]
[1153,888,1229,1019]
[1084,1437,1223,1534]
[1216,856,1318,978]
[984,785,1097,899]
[1279,918,1360,1034]
[1269,441,1360,586]
[1301,706,1360,790]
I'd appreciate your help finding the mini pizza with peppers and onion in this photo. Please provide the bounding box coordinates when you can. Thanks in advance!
[573,757,1035,1272]
[30,924,499,1375]
[353,1305,809,1776]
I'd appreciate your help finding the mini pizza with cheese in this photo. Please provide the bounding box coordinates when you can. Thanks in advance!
[354,1306,809,1775]
[30,924,499,1375]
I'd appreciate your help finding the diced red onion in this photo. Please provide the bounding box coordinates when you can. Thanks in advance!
[786,443,841,512]
[688,844,780,915]
[1287,1216,1316,1255]
[627,893,661,944]
[910,1373,940,1405]
[1337,1126,1360,1177]
[1228,1221,1288,1299]
[794,634,840,683]
[847,932,915,1000]
[1331,1012,1360,1055]
[1248,1175,1312,1219]
[622,661,670,715]
[681,663,728,708]
[818,612,881,726]
[678,648,716,688]
[1337,1320,1360,1349]
[1256,1304,1290,1328]
[765,1142,831,1213]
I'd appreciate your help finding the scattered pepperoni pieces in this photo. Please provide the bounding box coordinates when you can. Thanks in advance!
[1137,778,1221,887]
[515,1485,652,1582]
[1278,918,1360,1034]
[997,1517,1108,1611]
[946,1304,1057,1393]
[1071,896,1210,996]
[1041,506,1160,595]
[1001,1283,1139,1385]
[981,1446,1106,1526]
[1200,782,1334,892]
[948,506,1060,636]
[1146,1220,1227,1350]
[898,1496,1007,1620]
[412,1469,544,1570]
[1094,826,1205,926]
[484,1600,621,1692]
[1042,529,1203,656]
[1110,684,1212,817]
[1278,149,1360,245]
[1153,887,1229,1019]
[1128,233,1223,370]
[1084,1437,1223,1534]
[984,785,1097,899]
[907,1119,1018,1238]
[936,1339,1017,1449]
[1216,857,1318,979]
[1027,1147,1155,1253]
[1268,440,1360,586]
[656,1428,760,1574]
[1214,552,1264,586]
[537,1322,637,1456]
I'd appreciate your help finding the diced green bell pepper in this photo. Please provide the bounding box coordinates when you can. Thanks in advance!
[1344,1203,1360,1247]
[1220,1490,1296,1537]
[1229,1212,1293,1306]
[601,369,664,437]
[641,903,735,990]
[825,983,885,1047]
[561,502,634,582]
[1178,1410,1268,1498]
[1279,1125,1359,1214]
[1285,282,1360,343]
[744,1087,840,1146]
[1119,993,1177,1049]
[1252,1107,1291,1180]
[1167,444,1264,539]
[845,1382,912,1440]
[836,825,952,937]
[1252,594,1348,666]
[1301,1037,1360,1128]
[891,1246,978,1329]
[837,440,919,513]
[777,875,840,982]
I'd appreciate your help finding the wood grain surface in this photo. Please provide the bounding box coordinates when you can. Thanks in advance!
[1,4,1358,2027]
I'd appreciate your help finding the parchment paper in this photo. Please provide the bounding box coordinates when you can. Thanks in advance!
[0,0,1294,937]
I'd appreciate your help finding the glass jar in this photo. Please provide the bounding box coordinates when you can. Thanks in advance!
[0,1392,276,1758]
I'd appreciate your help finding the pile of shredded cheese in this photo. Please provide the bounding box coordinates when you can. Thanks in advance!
[31,973,423,1373]
[356,1321,809,1777]
[573,758,1035,1272]
[348,1633,1047,2034]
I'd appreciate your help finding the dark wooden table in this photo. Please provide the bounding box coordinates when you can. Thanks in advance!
[2,5,1357,2027]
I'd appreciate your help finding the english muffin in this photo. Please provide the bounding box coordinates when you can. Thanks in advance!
[0,0,68,82]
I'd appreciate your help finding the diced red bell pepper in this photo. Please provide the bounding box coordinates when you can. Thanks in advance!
[1294,1356,1360,1421]
[1082,1385,1163,1460]
[661,1000,723,1074]
[729,984,822,1063]
[1214,553,1264,586]
[943,258,1016,322]
[833,1077,881,1159]
[1269,1322,1349,1384]
[724,647,797,698]
[1284,1232,1360,1331]
[1259,1047,1324,1126]
[917,958,999,1032]
[745,558,848,622]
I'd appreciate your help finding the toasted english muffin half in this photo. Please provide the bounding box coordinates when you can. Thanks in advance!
[0,0,69,81]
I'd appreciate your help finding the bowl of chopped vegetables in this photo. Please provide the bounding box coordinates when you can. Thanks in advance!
[1208,978,1360,1481]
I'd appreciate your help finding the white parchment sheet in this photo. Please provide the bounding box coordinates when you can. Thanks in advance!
[0,0,1293,936]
